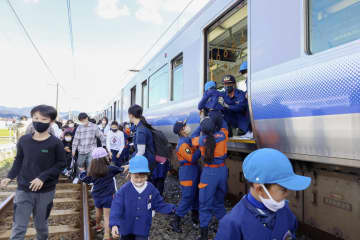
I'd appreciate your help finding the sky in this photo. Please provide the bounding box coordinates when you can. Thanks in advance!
[0,0,210,114]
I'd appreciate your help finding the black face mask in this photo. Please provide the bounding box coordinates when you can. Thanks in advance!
[111,128,117,132]
[225,86,234,93]
[33,121,50,133]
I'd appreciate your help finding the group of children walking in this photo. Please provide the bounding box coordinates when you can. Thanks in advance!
[0,103,312,240]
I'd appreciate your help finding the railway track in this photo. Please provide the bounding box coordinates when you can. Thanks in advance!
[0,178,92,240]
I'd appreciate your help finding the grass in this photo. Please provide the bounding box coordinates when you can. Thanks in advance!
[0,157,13,170]
[0,139,11,145]
[0,129,10,137]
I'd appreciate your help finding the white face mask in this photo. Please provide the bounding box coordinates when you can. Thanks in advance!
[69,123,74,128]
[65,137,72,142]
[259,184,285,212]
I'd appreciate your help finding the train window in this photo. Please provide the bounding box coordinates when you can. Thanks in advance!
[171,54,183,101]
[206,3,248,92]
[130,86,136,106]
[149,64,169,107]
[142,80,148,108]
[308,0,360,54]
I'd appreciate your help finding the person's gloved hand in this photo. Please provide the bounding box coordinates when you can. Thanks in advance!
[218,97,229,108]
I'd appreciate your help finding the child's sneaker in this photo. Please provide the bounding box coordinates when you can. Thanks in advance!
[72,177,79,184]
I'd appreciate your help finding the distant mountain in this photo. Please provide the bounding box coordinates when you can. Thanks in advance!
[0,106,80,120]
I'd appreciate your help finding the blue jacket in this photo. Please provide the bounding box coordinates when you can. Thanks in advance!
[109,181,176,237]
[221,88,247,113]
[215,194,297,240]
[198,89,224,111]
[133,122,155,164]
[79,165,123,199]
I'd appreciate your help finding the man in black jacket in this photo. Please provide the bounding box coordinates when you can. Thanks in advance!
[1,105,66,240]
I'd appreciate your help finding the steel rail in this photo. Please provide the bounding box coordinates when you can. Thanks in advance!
[0,192,15,217]
[81,183,91,240]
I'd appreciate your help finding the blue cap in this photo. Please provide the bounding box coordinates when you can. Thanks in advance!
[243,148,311,191]
[222,75,236,84]
[239,61,247,73]
[205,81,216,91]
[173,120,186,135]
[129,155,150,173]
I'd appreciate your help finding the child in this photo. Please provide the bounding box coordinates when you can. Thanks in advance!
[170,120,201,233]
[62,131,73,174]
[215,148,311,240]
[79,147,125,240]
[0,105,66,240]
[106,121,125,167]
[198,81,223,116]
[110,155,176,240]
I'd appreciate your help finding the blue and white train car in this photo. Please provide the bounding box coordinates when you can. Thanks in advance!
[101,0,360,238]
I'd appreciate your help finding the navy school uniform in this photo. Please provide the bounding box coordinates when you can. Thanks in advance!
[120,131,130,163]
[198,88,224,113]
[62,140,72,169]
[133,122,156,171]
[192,120,229,228]
[215,194,297,240]
[175,136,201,217]
[109,181,176,238]
[221,88,251,133]
[79,165,123,208]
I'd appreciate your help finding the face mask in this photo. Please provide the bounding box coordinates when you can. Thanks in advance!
[33,121,50,133]
[259,184,285,212]
[131,179,145,188]
[225,86,234,93]
[183,126,191,135]
[65,136,72,142]
[69,123,74,128]
[111,128,117,132]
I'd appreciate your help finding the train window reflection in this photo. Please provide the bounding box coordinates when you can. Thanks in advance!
[206,3,247,92]
[149,64,169,107]
[142,80,148,108]
[171,54,183,101]
[309,0,360,53]
[130,86,136,106]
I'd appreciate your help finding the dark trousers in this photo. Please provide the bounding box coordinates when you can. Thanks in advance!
[152,178,165,196]
[121,234,148,240]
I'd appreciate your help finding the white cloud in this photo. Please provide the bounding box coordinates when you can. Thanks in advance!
[96,0,130,19]
[24,0,39,3]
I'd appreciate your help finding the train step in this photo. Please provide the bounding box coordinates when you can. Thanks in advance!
[0,225,80,240]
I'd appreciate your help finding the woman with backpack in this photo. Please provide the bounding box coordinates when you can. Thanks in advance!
[127,105,169,195]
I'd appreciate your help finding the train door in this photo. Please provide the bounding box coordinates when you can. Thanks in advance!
[205,2,255,142]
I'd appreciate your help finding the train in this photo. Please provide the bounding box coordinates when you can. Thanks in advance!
[97,0,360,239]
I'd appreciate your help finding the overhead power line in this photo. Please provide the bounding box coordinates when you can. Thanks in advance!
[6,0,58,84]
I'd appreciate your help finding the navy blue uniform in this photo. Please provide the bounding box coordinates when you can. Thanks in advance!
[221,89,251,133]
[198,89,224,113]
[79,165,123,208]
[109,182,175,238]
[175,137,201,217]
[133,122,155,170]
[215,194,297,240]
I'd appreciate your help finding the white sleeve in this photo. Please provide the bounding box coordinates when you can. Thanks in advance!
[136,144,146,156]
[106,132,111,151]
[118,132,125,154]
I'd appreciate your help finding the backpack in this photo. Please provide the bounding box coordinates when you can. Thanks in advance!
[151,129,171,163]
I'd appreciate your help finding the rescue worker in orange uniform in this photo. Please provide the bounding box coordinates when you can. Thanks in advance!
[192,116,229,240]
[170,120,201,233]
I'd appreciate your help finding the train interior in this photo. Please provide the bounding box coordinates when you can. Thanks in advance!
[206,3,254,142]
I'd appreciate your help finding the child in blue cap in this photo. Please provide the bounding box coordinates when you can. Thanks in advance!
[215,148,311,240]
[198,81,223,116]
[110,155,176,240]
